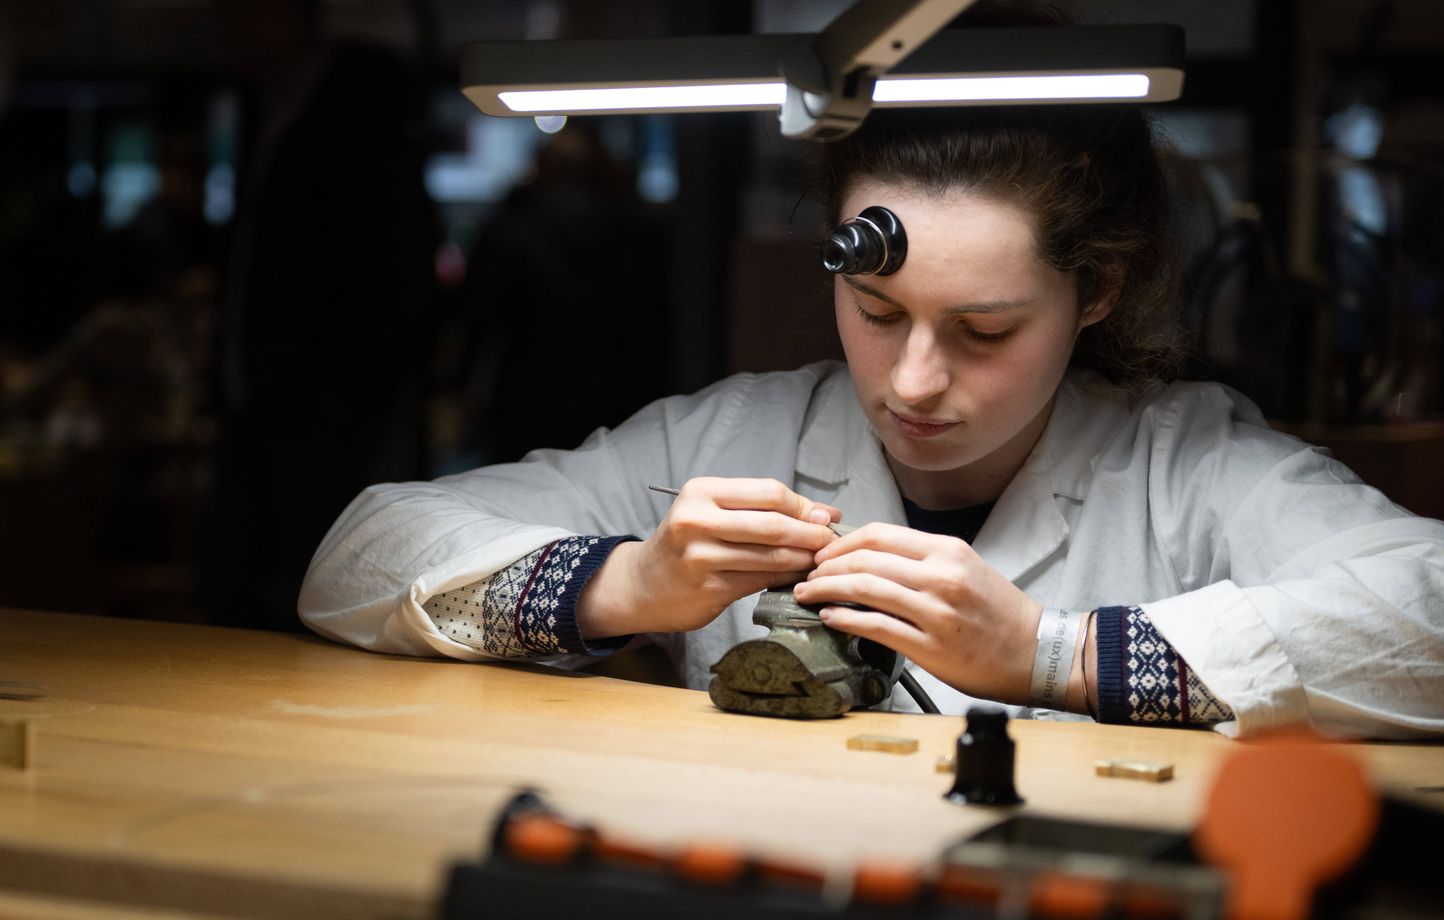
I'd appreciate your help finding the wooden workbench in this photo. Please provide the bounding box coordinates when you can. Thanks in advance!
[1,609,1440,919]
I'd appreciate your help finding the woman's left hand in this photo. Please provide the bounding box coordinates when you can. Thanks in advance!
[790,523,1042,705]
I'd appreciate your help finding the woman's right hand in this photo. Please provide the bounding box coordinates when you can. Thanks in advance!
[577,477,841,639]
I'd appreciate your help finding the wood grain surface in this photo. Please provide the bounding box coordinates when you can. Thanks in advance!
[1,609,1440,919]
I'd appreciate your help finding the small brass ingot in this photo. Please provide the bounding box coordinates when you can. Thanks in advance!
[1094,758,1174,782]
[0,720,35,770]
[846,734,918,754]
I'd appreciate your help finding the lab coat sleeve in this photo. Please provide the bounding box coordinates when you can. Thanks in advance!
[297,372,762,660]
[1138,385,1444,739]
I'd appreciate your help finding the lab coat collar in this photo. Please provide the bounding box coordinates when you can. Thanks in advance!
[797,366,1131,583]
[1040,369,1133,502]
[974,371,1131,581]
[795,363,908,529]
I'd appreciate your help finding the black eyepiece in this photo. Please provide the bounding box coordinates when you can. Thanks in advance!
[822,205,907,276]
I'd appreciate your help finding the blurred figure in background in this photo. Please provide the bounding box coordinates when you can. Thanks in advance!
[452,122,671,465]
[196,0,436,631]
[9,108,217,446]
[0,101,217,620]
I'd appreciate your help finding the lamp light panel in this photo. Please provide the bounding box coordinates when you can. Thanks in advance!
[873,73,1150,103]
[496,73,1156,114]
[498,83,789,113]
[463,25,1185,119]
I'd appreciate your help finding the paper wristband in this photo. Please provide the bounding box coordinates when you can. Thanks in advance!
[1028,607,1079,709]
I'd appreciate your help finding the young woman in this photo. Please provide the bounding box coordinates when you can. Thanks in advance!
[299,103,1444,739]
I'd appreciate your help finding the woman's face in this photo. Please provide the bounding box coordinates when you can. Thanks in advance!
[834,179,1107,506]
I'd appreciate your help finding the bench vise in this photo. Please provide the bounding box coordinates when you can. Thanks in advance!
[708,588,902,718]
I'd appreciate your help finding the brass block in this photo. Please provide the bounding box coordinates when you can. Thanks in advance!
[0,720,34,770]
[1095,758,1173,782]
[846,734,918,754]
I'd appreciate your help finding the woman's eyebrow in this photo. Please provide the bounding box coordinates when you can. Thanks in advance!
[841,275,1032,314]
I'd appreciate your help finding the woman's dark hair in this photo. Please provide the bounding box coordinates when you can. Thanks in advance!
[810,78,1187,386]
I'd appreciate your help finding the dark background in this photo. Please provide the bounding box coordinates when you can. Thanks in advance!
[1,0,1442,630]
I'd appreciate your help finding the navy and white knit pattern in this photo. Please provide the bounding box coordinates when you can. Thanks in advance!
[1096,605,1233,727]
[422,535,634,658]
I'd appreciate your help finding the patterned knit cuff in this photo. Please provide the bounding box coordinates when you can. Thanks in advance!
[550,535,639,656]
[423,535,637,659]
[1094,606,1130,724]
[1095,604,1233,727]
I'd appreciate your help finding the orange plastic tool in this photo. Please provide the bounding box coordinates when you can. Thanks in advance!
[1194,732,1379,920]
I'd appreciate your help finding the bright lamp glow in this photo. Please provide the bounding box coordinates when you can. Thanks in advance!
[873,73,1150,103]
[463,27,1186,121]
[495,73,1152,115]
[499,83,788,113]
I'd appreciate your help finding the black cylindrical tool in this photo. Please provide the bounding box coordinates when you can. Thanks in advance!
[945,706,1024,806]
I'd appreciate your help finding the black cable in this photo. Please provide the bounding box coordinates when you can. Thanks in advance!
[899,668,940,714]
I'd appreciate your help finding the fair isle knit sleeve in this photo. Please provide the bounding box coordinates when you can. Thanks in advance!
[421,535,637,659]
[1094,605,1234,727]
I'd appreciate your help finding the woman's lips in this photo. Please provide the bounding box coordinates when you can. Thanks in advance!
[888,408,959,438]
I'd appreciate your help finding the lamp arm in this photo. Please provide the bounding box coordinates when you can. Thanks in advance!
[780,0,980,140]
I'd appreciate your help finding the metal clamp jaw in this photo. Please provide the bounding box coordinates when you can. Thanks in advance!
[708,588,902,718]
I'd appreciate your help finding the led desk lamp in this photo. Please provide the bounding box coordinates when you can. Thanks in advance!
[460,0,1185,140]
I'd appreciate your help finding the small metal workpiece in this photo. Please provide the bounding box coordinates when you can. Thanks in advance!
[1095,759,1175,782]
[846,734,918,754]
[0,720,35,770]
[709,588,901,719]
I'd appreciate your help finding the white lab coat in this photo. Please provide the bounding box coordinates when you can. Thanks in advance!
[299,361,1444,739]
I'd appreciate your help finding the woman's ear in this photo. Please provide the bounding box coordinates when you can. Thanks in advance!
[1080,266,1124,329]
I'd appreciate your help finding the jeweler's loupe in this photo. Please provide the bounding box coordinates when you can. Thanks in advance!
[822,205,906,276]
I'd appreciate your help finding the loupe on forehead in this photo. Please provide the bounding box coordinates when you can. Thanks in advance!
[822,205,907,277]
